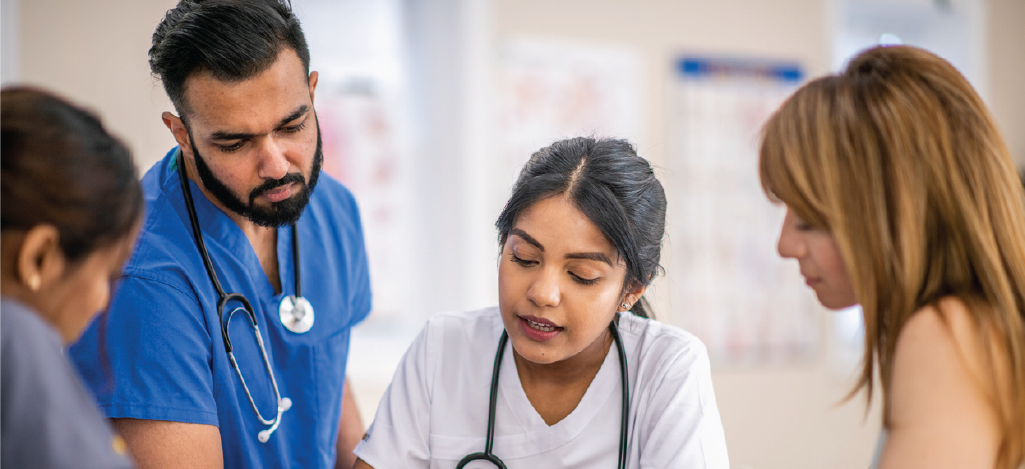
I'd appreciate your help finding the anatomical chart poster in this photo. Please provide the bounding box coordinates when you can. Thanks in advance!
[666,57,825,365]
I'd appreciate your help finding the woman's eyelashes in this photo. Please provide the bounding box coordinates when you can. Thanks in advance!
[793,216,814,232]
[570,273,600,285]
[510,253,537,267]
[509,253,601,285]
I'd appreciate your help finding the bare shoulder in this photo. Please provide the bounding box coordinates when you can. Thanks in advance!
[898,297,1008,395]
[879,297,1004,469]
[903,297,980,350]
[112,418,223,469]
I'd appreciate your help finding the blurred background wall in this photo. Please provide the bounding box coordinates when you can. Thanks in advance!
[3,1,1022,468]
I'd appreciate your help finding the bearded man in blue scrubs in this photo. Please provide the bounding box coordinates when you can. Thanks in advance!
[69,1,371,467]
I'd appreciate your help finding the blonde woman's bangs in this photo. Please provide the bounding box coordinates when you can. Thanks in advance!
[758,80,836,230]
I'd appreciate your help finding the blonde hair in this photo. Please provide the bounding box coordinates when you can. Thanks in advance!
[759,45,1025,467]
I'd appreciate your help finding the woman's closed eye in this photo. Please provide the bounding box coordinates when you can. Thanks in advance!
[510,253,538,267]
[510,251,601,284]
[569,272,599,285]
[792,215,815,232]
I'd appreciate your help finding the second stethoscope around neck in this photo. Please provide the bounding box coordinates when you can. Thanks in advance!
[176,149,315,443]
[456,317,630,469]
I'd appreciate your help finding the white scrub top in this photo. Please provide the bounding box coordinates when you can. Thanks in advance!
[354,307,730,468]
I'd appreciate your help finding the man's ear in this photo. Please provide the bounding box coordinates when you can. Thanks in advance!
[16,225,66,293]
[162,111,193,156]
[308,71,319,103]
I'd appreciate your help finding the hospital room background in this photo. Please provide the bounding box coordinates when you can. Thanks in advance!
[2,0,1023,467]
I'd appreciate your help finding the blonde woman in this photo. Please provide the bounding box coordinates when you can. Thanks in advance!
[760,45,1025,469]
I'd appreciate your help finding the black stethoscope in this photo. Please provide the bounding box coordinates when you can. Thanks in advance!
[456,317,630,469]
[176,149,315,443]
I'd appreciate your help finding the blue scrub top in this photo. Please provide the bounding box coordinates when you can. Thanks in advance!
[70,147,372,468]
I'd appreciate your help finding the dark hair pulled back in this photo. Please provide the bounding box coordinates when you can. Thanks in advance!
[1,87,143,263]
[496,137,667,319]
[149,0,311,118]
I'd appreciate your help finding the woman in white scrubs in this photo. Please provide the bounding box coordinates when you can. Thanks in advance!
[354,137,729,468]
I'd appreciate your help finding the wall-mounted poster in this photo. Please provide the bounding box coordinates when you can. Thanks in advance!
[301,0,412,321]
[496,36,644,192]
[666,57,824,365]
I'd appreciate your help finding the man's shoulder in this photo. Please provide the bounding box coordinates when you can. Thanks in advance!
[139,147,178,197]
[123,167,200,289]
[304,173,365,240]
[307,173,359,215]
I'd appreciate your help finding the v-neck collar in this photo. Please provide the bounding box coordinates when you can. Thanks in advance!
[494,325,621,457]
[164,150,292,300]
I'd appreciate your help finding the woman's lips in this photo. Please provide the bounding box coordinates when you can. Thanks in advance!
[518,315,563,342]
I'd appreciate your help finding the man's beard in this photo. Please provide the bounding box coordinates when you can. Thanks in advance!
[190,122,323,228]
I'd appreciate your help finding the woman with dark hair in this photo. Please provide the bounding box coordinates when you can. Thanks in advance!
[354,137,729,468]
[0,87,143,468]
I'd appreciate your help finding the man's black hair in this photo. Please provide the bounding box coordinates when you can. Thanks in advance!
[149,0,311,118]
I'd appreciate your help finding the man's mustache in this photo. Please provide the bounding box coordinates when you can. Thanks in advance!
[249,172,306,204]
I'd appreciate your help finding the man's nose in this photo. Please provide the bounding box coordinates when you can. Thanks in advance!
[256,137,290,180]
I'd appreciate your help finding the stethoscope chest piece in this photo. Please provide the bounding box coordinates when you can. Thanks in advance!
[279,295,315,334]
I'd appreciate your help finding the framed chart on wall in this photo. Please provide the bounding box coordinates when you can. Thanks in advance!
[665,57,825,365]
[495,36,644,196]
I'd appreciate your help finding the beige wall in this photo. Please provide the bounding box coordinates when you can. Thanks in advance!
[989,0,1025,165]
[10,1,1023,468]
[17,0,178,173]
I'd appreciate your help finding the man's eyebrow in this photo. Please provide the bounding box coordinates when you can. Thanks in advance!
[509,228,543,251]
[565,252,613,266]
[209,129,255,141]
[208,105,310,141]
[276,104,309,129]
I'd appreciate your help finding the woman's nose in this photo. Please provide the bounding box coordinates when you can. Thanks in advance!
[777,212,807,259]
[526,268,561,308]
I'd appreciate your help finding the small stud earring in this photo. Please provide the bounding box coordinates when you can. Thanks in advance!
[28,275,41,292]
[620,302,630,310]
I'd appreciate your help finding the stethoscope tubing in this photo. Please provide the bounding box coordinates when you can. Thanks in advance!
[456,320,629,469]
[613,322,629,469]
[176,149,296,441]
[455,331,510,469]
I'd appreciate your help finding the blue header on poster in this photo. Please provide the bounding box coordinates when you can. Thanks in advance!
[677,57,803,83]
